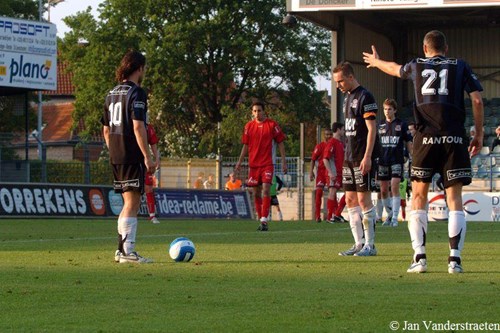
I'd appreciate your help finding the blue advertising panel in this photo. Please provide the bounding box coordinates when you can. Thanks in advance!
[0,183,253,219]
[139,189,253,219]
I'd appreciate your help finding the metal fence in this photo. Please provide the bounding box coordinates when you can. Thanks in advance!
[0,156,499,192]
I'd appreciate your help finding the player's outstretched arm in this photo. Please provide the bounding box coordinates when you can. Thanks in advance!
[363,45,402,78]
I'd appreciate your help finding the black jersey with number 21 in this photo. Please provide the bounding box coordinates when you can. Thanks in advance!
[400,56,483,136]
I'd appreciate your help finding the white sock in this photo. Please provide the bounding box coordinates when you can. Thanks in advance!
[448,210,466,260]
[382,197,392,218]
[120,217,138,255]
[278,211,283,221]
[362,207,376,246]
[376,199,383,220]
[408,210,427,261]
[391,196,401,222]
[348,206,364,246]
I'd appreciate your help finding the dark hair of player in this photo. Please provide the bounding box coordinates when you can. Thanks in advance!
[332,122,344,133]
[383,98,398,111]
[251,100,265,110]
[333,61,354,77]
[423,30,447,53]
[116,50,146,82]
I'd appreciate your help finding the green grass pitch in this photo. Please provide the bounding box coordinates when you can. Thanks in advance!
[0,218,499,332]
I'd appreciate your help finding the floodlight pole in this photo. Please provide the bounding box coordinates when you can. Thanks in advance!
[37,0,43,160]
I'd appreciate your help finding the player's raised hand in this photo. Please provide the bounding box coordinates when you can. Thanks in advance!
[363,45,379,68]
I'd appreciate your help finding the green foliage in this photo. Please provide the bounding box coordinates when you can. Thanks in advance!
[0,0,39,20]
[60,0,331,157]
[0,219,499,332]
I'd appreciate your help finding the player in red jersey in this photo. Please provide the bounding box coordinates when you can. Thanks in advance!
[235,101,287,231]
[145,123,160,224]
[309,128,332,222]
[323,122,347,223]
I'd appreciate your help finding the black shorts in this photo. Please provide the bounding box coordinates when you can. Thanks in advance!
[342,160,376,193]
[411,132,472,188]
[112,163,145,193]
[377,163,404,181]
[270,195,279,206]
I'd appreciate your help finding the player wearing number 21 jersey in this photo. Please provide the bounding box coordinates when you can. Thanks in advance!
[363,30,484,274]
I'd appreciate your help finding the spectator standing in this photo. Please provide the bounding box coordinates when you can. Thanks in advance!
[225,173,243,190]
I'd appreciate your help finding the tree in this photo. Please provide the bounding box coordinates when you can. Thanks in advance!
[61,0,331,157]
[0,0,39,20]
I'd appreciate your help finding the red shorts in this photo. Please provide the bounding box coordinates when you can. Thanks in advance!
[247,165,274,187]
[328,175,342,189]
[315,170,328,188]
[145,172,154,186]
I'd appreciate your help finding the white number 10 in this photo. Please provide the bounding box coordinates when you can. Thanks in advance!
[108,102,122,126]
[421,69,449,96]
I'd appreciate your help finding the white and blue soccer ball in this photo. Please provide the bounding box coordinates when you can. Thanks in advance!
[169,237,196,262]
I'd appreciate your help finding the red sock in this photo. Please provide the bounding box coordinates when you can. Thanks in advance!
[262,196,271,221]
[255,196,263,219]
[332,197,338,216]
[327,199,335,220]
[315,189,323,219]
[335,195,346,216]
[401,199,406,220]
[146,192,156,217]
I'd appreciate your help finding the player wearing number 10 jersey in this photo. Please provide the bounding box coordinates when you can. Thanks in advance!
[102,50,155,264]
[363,30,484,274]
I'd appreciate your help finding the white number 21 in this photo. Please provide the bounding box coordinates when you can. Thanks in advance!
[421,69,448,96]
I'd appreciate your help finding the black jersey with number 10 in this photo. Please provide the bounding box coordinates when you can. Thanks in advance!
[400,56,483,136]
[103,81,148,164]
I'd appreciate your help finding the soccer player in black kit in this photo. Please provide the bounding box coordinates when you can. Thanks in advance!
[378,98,412,227]
[364,30,484,273]
[102,50,155,264]
[333,62,380,257]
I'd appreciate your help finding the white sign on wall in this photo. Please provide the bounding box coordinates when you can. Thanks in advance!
[292,0,500,11]
[0,16,57,91]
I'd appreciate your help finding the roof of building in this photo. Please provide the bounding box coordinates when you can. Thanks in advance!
[44,59,75,96]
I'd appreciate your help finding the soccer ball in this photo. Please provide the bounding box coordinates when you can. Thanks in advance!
[169,237,196,262]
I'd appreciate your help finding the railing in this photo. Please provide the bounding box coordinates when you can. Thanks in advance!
[0,156,499,191]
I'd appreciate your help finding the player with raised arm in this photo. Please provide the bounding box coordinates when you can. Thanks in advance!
[363,30,484,273]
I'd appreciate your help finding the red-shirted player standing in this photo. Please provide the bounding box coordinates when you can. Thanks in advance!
[309,128,332,222]
[323,122,347,223]
[145,123,160,224]
[235,101,287,231]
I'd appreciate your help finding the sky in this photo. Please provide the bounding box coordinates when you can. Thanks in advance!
[49,0,102,37]
[49,0,331,93]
